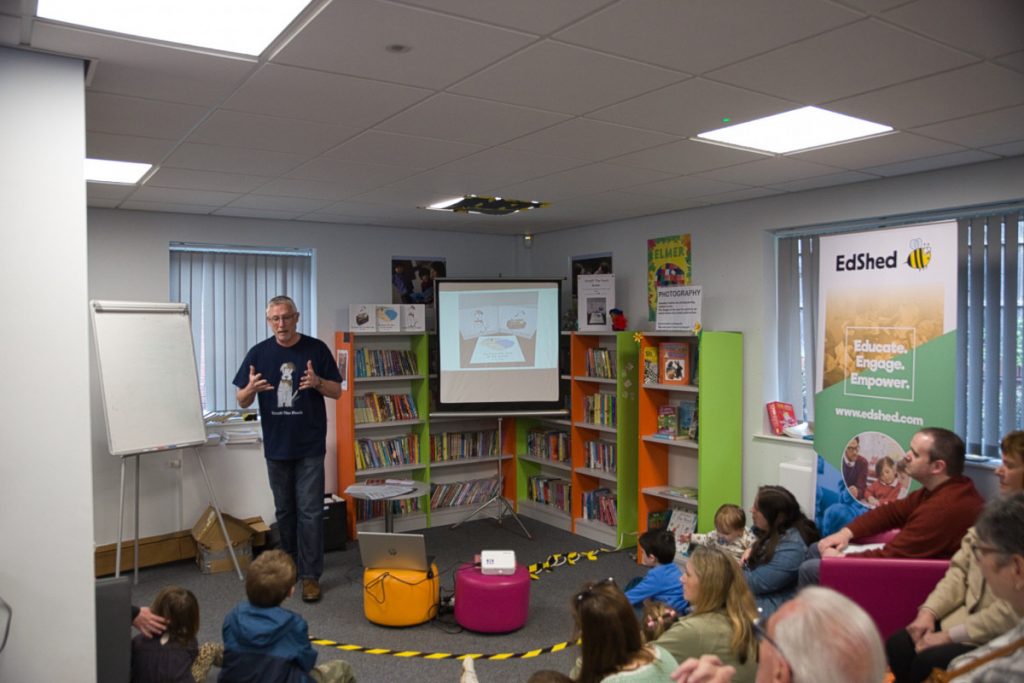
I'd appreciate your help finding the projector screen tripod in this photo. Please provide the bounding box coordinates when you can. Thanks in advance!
[450,417,532,539]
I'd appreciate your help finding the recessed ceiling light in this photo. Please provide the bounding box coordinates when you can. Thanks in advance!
[694,106,893,155]
[424,195,548,216]
[85,158,152,184]
[36,0,312,56]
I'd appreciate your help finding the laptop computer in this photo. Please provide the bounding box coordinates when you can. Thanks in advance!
[358,532,433,573]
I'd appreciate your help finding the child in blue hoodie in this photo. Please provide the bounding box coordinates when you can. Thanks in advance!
[219,550,353,683]
[624,529,689,614]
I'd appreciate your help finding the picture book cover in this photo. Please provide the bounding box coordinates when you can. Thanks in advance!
[349,304,376,332]
[642,346,659,385]
[659,342,690,384]
[677,401,696,431]
[656,404,678,436]
[401,304,425,332]
[766,401,797,436]
[376,305,401,332]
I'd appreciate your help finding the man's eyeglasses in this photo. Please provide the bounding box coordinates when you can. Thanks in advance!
[267,313,297,324]
[575,577,616,603]
[970,541,1002,563]
[753,617,788,666]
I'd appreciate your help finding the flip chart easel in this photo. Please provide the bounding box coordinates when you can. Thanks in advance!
[90,301,243,582]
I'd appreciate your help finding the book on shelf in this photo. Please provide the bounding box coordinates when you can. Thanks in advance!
[664,485,698,500]
[376,305,401,332]
[666,508,697,552]
[677,401,696,431]
[647,509,671,531]
[687,407,698,441]
[766,401,797,436]
[658,342,690,384]
[656,404,679,437]
[642,346,659,385]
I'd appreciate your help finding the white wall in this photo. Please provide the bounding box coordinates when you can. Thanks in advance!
[0,48,95,680]
[87,209,521,544]
[525,156,1024,508]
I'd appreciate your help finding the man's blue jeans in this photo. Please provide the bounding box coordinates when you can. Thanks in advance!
[266,455,324,580]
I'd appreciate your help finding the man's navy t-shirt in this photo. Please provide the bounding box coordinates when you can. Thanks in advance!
[233,335,342,461]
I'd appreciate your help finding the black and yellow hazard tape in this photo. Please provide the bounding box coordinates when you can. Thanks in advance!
[526,547,612,580]
[310,637,578,661]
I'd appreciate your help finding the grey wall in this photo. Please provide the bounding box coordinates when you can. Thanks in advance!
[0,48,95,681]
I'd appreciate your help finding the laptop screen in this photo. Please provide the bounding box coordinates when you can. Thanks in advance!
[358,532,429,572]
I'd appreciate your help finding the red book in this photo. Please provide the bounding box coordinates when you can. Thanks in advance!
[659,342,690,384]
[766,401,797,435]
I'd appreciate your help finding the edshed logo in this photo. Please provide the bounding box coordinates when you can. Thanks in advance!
[835,250,898,272]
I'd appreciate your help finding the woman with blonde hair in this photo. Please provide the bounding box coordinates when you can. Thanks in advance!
[655,546,758,683]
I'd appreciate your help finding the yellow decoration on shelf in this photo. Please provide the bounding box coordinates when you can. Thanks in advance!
[633,332,644,343]
[693,322,702,333]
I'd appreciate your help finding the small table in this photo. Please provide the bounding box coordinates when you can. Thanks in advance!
[347,481,429,533]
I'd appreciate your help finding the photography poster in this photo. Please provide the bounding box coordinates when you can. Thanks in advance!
[655,285,701,332]
[647,234,691,321]
[812,221,958,535]
[578,274,614,331]
[570,253,612,324]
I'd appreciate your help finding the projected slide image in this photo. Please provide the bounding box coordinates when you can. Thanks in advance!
[460,306,500,340]
[470,335,527,364]
[499,305,537,338]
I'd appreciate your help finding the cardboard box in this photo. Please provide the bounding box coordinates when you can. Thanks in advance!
[191,506,256,574]
[324,495,347,552]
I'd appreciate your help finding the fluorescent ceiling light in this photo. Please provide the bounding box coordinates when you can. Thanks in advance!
[695,106,893,155]
[85,158,152,184]
[428,197,464,210]
[36,0,311,56]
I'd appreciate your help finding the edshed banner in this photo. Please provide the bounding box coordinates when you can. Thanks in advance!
[813,221,957,534]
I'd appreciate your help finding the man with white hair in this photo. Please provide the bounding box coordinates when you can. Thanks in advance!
[671,586,886,683]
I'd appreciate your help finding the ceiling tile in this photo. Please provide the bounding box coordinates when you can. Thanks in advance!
[222,63,431,126]
[861,149,1000,177]
[32,22,256,105]
[0,13,20,43]
[450,41,686,115]
[554,0,862,73]
[378,93,570,145]
[699,186,782,204]
[86,92,208,139]
[119,201,214,215]
[187,110,361,155]
[396,0,613,34]
[224,194,333,213]
[129,186,240,207]
[273,0,534,89]
[432,147,589,187]
[87,196,122,208]
[86,132,178,164]
[707,18,975,104]
[286,157,418,190]
[163,142,306,176]
[765,170,879,193]
[500,119,679,161]
[912,105,1024,149]
[248,178,354,202]
[696,157,844,186]
[87,182,135,201]
[494,162,675,201]
[795,132,964,168]
[829,62,1024,130]
[626,175,751,200]
[146,167,270,194]
[589,77,795,137]
[346,171,482,207]
[882,0,1024,59]
[612,139,765,175]
[324,130,484,169]
[996,51,1024,74]
[213,207,306,221]
[983,140,1024,157]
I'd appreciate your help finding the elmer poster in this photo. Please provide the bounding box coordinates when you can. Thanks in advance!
[647,234,691,321]
[813,221,957,535]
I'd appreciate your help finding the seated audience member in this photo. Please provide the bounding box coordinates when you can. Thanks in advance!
[942,493,1024,682]
[886,431,1024,683]
[864,456,902,507]
[570,578,678,683]
[131,586,223,683]
[679,504,755,563]
[219,550,353,683]
[670,586,886,683]
[742,485,820,619]
[132,605,168,638]
[640,600,679,643]
[656,546,757,683]
[625,529,689,613]
[799,427,985,587]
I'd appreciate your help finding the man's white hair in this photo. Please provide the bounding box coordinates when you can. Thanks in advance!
[773,586,886,683]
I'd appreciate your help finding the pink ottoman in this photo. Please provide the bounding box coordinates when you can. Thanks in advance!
[454,564,530,633]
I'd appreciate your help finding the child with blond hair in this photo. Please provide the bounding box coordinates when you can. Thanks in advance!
[680,504,754,563]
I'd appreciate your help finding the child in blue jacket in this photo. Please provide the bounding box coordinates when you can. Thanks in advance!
[624,529,689,614]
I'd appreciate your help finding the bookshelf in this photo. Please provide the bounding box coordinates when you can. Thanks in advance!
[569,332,639,547]
[515,416,574,531]
[336,331,430,536]
[637,331,742,535]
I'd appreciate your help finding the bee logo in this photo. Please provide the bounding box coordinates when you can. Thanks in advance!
[906,238,932,270]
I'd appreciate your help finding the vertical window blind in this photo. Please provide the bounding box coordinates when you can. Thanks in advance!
[170,243,314,412]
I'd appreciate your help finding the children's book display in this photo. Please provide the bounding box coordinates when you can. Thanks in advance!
[766,401,797,435]
[658,342,690,384]
[349,304,425,332]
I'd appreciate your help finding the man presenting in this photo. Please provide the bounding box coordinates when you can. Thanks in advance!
[799,427,984,586]
[235,296,342,602]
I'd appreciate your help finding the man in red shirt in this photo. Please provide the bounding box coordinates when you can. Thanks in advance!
[799,427,985,586]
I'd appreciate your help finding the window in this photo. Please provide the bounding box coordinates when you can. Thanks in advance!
[170,243,315,412]
[776,207,1024,455]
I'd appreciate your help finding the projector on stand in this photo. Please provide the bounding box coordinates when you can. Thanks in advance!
[480,550,516,575]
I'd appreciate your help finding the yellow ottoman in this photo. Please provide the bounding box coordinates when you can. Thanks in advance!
[363,563,439,627]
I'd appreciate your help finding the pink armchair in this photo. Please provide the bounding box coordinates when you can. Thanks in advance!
[819,531,950,639]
